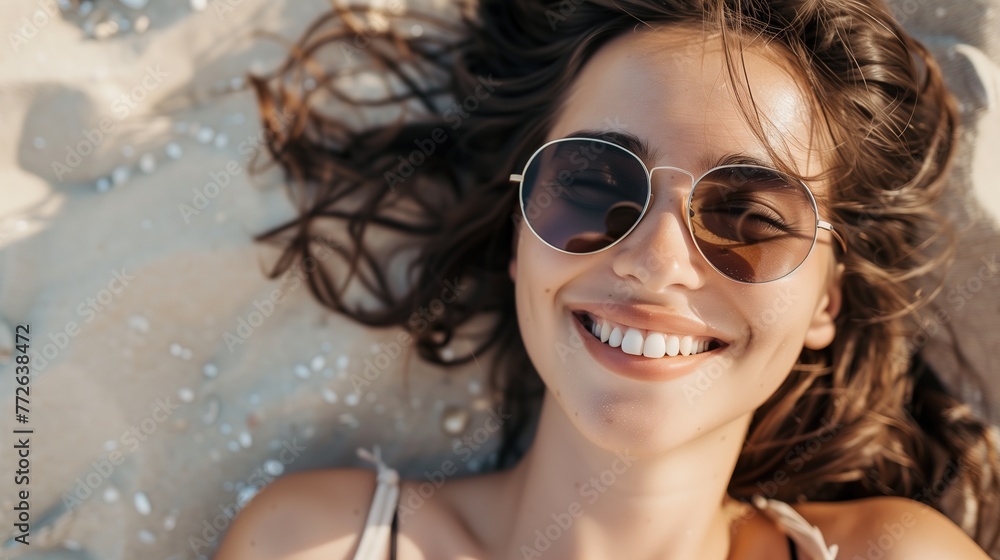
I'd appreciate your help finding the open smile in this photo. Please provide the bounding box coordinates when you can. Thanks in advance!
[574,310,724,358]
[570,310,730,382]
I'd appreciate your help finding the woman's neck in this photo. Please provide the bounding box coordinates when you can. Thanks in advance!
[493,392,754,560]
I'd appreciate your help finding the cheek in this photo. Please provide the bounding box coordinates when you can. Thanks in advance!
[513,236,572,372]
[727,280,825,395]
[744,286,808,342]
[743,246,830,336]
[513,232,611,414]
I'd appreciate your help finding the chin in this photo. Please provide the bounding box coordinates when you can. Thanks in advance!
[550,378,735,457]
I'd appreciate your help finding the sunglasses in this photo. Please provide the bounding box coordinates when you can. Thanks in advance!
[509,137,846,284]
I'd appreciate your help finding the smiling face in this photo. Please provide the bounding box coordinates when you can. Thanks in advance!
[509,27,844,455]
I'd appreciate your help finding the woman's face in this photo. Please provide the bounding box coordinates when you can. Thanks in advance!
[509,27,843,454]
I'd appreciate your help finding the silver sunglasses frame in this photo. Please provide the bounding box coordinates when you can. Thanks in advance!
[508,136,847,284]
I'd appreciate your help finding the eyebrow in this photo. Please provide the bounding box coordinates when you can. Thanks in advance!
[562,129,778,171]
[709,152,781,171]
[565,129,659,163]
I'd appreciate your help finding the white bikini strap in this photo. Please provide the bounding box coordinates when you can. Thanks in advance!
[752,494,840,560]
[353,446,401,560]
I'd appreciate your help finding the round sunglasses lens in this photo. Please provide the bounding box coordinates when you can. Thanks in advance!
[689,166,818,282]
[520,139,648,253]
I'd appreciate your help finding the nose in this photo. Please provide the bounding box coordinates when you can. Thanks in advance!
[610,167,706,292]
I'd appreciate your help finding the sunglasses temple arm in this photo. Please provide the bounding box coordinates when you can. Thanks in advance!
[510,174,523,183]
[818,220,848,254]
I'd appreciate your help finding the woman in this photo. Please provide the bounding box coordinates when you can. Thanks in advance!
[216,0,1000,558]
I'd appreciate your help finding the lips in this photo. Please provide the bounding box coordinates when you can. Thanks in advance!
[573,311,723,358]
[575,311,721,358]
[566,304,732,382]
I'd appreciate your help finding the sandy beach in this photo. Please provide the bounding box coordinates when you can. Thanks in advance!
[0,0,998,558]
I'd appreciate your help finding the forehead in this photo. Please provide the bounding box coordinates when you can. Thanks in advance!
[547,27,827,179]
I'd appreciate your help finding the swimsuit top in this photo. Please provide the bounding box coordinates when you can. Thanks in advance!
[353,447,840,560]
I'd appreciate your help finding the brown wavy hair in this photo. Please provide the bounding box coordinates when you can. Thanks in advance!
[246,0,1000,550]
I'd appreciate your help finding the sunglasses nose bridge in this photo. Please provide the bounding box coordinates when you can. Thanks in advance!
[645,165,696,224]
[647,165,695,185]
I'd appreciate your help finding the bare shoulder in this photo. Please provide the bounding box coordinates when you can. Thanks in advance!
[213,468,378,560]
[791,496,991,560]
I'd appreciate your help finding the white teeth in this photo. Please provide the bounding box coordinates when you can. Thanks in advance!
[680,335,693,356]
[664,335,680,357]
[621,328,644,355]
[642,333,666,358]
[585,314,716,359]
[608,327,624,348]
